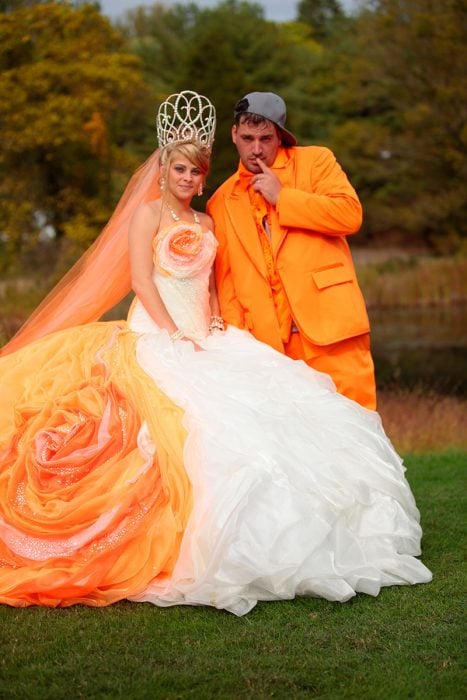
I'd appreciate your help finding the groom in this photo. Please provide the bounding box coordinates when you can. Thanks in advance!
[207,91,376,409]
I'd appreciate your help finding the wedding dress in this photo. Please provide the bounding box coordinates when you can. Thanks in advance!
[0,220,431,614]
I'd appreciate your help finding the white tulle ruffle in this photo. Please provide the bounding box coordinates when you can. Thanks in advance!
[128,324,431,615]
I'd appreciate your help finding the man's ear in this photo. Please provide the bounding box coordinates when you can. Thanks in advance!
[231,124,237,145]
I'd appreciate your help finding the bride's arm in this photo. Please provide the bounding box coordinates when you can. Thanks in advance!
[129,203,180,336]
[208,268,221,317]
[201,212,224,328]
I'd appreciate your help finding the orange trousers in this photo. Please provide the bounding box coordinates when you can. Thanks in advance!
[285,332,377,410]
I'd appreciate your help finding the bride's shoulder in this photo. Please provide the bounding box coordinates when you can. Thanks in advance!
[138,199,162,219]
[129,200,164,241]
[130,199,162,227]
[196,210,214,232]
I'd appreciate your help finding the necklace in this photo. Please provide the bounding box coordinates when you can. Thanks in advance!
[165,202,200,225]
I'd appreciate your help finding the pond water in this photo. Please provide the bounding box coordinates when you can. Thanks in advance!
[369,304,467,395]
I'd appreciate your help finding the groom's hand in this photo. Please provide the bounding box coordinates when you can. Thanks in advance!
[251,159,282,205]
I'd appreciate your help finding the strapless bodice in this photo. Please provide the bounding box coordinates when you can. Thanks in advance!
[128,222,217,340]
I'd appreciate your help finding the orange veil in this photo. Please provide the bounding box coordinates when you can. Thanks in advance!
[1,150,162,356]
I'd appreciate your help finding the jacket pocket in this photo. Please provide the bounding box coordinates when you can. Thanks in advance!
[311,264,353,290]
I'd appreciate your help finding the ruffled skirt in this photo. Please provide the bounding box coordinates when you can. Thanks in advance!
[0,323,190,606]
[0,322,431,613]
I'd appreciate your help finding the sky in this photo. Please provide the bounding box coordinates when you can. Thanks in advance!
[100,0,356,23]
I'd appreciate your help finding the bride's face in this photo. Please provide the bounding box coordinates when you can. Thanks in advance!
[166,154,204,202]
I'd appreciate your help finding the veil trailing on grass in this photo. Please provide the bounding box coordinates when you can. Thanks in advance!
[1,150,162,356]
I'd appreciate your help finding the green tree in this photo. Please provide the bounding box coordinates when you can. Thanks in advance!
[0,2,150,272]
[120,3,200,95]
[329,0,467,250]
[119,2,203,153]
[121,1,322,191]
[297,0,344,39]
[176,0,322,188]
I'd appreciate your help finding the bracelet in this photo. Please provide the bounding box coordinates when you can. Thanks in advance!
[208,315,225,333]
[170,329,184,341]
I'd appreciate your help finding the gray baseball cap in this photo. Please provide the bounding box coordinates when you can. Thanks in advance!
[234,91,297,147]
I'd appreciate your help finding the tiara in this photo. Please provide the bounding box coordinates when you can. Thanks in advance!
[156,90,216,150]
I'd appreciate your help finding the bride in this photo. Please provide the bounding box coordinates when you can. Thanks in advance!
[0,91,431,615]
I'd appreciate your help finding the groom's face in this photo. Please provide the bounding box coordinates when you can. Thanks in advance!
[232,119,281,172]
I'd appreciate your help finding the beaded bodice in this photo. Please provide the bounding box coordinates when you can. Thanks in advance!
[128,221,217,341]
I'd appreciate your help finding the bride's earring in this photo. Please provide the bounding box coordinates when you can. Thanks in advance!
[198,183,203,196]
[160,176,166,191]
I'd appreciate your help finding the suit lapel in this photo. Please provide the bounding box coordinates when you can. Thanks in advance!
[224,191,268,280]
[271,212,287,259]
[271,150,296,259]
[223,150,297,273]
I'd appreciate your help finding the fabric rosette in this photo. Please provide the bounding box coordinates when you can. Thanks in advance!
[0,322,191,607]
[155,222,216,278]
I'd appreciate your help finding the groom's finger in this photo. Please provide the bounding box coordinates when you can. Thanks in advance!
[256,158,273,174]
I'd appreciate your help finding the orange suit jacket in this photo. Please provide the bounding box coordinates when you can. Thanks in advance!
[207,146,370,351]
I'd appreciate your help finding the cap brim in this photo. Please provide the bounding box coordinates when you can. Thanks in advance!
[279,127,297,147]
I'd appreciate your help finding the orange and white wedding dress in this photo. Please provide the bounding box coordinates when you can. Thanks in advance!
[0,220,432,615]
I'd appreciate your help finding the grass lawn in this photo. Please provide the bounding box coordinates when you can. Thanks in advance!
[1,452,465,699]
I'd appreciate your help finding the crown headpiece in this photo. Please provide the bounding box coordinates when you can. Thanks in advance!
[156,90,216,151]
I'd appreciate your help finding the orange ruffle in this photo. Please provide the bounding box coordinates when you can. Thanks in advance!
[0,322,191,607]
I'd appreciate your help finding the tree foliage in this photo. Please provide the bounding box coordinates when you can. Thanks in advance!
[1,0,465,270]
[179,0,314,184]
[0,1,150,271]
[120,3,200,98]
[122,1,323,191]
[297,0,344,39]
[345,0,466,249]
